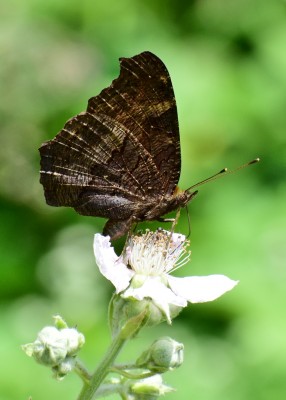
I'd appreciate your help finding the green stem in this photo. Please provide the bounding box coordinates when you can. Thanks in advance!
[77,310,148,400]
[74,360,92,384]
[112,363,138,370]
[93,383,125,399]
[77,332,126,400]
[109,367,156,380]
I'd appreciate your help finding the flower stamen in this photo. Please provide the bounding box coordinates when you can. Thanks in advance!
[126,230,190,276]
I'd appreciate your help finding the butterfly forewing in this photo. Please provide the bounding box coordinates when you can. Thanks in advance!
[39,51,185,239]
[87,52,181,195]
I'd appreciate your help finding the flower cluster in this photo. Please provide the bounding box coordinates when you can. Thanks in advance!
[23,227,239,399]
[22,315,85,380]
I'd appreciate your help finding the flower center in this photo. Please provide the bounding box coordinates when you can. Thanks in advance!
[126,230,190,277]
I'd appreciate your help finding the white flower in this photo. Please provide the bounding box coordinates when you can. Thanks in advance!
[93,230,238,324]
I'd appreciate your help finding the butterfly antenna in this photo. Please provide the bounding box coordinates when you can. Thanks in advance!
[186,158,260,191]
[185,205,191,239]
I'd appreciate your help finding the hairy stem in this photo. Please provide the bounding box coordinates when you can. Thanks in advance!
[77,311,147,400]
[77,332,126,400]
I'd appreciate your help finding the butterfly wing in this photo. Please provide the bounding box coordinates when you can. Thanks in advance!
[87,51,181,196]
[39,52,181,237]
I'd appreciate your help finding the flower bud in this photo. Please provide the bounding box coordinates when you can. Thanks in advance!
[52,357,76,380]
[136,337,184,372]
[109,294,169,337]
[22,316,85,379]
[61,328,85,355]
[22,326,67,366]
[129,374,174,397]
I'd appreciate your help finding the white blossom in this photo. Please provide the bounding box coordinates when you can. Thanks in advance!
[93,230,238,323]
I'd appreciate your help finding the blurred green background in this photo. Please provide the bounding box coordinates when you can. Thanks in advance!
[1,0,286,399]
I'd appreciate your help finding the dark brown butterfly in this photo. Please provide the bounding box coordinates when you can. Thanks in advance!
[39,51,198,239]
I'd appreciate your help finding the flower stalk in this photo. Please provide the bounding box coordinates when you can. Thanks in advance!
[74,360,92,384]
[77,332,126,400]
[77,311,148,400]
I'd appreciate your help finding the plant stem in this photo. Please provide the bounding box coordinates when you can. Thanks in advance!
[93,383,125,399]
[77,332,126,400]
[109,367,156,380]
[77,310,148,400]
[74,360,92,384]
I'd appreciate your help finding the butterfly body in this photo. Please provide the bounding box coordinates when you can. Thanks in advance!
[40,51,197,239]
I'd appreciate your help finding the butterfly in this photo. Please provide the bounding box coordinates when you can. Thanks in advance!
[39,51,198,240]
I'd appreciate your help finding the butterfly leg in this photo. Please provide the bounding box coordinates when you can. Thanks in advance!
[164,209,181,250]
[170,208,181,233]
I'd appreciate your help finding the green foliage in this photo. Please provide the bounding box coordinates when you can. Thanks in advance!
[1,0,285,399]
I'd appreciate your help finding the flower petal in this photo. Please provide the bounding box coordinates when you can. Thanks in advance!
[167,274,238,303]
[93,234,134,293]
[122,276,187,323]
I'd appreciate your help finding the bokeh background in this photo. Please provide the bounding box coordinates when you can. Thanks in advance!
[1,0,286,399]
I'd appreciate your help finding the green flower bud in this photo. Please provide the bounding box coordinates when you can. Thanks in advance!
[52,357,76,380]
[136,337,184,372]
[22,326,67,366]
[129,374,174,397]
[22,316,85,379]
[109,294,168,337]
[61,328,85,355]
